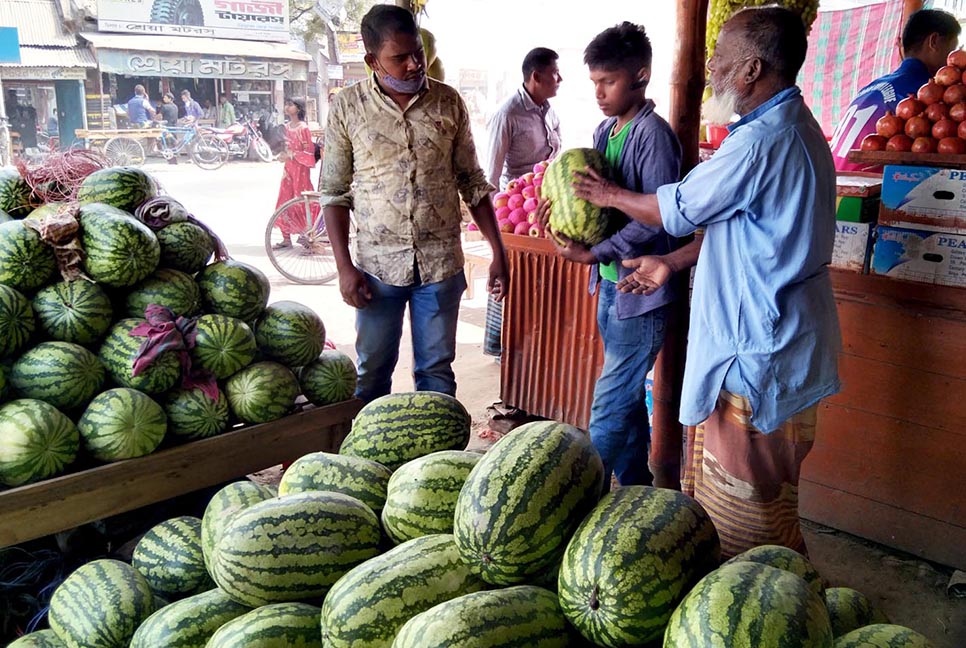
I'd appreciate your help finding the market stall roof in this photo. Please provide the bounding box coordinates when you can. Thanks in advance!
[79,32,312,62]
[0,0,78,47]
[1,45,96,68]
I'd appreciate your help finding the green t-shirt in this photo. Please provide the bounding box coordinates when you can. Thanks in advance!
[598,120,632,282]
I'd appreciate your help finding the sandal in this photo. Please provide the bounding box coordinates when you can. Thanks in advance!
[272,240,293,250]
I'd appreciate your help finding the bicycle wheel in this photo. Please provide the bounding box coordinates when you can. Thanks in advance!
[104,137,145,166]
[190,134,229,170]
[265,195,339,285]
[252,137,273,162]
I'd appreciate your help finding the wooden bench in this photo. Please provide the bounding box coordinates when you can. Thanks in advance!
[462,239,492,299]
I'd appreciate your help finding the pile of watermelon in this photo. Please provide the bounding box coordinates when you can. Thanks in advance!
[11,390,936,648]
[0,164,358,489]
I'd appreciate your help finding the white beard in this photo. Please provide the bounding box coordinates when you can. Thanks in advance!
[703,88,739,125]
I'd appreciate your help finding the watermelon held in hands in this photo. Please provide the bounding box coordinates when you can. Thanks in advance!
[31,280,113,346]
[79,203,161,288]
[0,167,34,218]
[132,516,213,597]
[10,341,106,411]
[76,166,159,214]
[198,260,270,323]
[0,284,36,358]
[543,148,612,246]
[77,387,167,461]
[163,386,230,440]
[156,221,215,275]
[254,300,326,367]
[0,220,57,293]
[224,361,299,424]
[299,348,356,406]
[0,398,79,487]
[191,313,257,380]
[124,268,202,318]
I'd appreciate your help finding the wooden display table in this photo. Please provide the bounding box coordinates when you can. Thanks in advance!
[0,399,361,548]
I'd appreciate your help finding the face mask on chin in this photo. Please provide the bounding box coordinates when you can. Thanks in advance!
[375,62,426,95]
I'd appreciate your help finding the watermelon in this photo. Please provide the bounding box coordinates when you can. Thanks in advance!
[381,450,481,544]
[31,280,113,345]
[254,301,326,367]
[198,260,270,322]
[156,221,214,274]
[124,268,202,318]
[76,166,159,213]
[321,534,488,648]
[393,585,577,648]
[833,624,933,647]
[300,348,357,406]
[454,420,604,585]
[0,220,57,293]
[206,602,322,648]
[99,318,181,394]
[340,392,471,470]
[48,559,155,648]
[224,361,299,424]
[24,202,67,222]
[664,562,833,648]
[132,516,212,597]
[0,167,34,218]
[201,480,277,571]
[558,486,721,646]
[543,148,613,246]
[0,208,11,224]
[209,491,382,606]
[726,544,826,598]
[825,587,890,638]
[129,587,250,648]
[10,342,106,411]
[163,387,230,439]
[0,284,35,358]
[190,314,257,379]
[79,202,161,287]
[278,451,391,513]
[7,629,66,647]
[0,398,78,486]
[77,387,167,461]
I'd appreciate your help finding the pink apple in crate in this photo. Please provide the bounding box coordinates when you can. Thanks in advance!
[521,172,534,185]
[533,172,544,186]
[494,192,509,209]
[523,197,538,213]
[498,219,514,233]
[513,221,531,235]
[467,222,479,231]
[522,185,537,200]
[507,181,524,196]
[507,193,525,210]
[529,224,543,237]
[496,205,511,221]
[533,161,548,174]
[508,207,527,225]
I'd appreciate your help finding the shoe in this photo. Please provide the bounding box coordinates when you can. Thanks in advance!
[272,240,293,250]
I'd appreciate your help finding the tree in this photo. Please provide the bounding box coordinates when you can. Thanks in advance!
[288,0,378,46]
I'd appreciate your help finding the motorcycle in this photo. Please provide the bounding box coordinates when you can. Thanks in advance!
[206,115,273,162]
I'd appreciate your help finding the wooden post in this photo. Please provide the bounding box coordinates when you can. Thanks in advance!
[901,0,924,27]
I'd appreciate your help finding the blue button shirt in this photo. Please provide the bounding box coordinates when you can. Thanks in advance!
[126,95,152,124]
[656,87,842,432]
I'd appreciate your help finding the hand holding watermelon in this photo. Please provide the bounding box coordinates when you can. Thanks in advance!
[572,166,620,208]
[551,232,596,265]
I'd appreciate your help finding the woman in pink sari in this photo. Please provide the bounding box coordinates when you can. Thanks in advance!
[273,97,319,248]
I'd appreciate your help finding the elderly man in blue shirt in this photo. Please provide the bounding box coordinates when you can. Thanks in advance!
[574,6,841,558]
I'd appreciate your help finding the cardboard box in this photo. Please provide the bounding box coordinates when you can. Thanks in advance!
[880,165,966,234]
[832,221,874,273]
[836,172,882,198]
[871,226,966,287]
[835,196,879,223]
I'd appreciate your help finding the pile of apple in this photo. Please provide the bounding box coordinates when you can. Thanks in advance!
[863,49,966,155]
[469,160,552,238]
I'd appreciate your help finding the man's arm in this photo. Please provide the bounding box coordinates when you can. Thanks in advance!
[484,109,511,189]
[617,234,703,295]
[468,200,509,301]
[573,168,664,227]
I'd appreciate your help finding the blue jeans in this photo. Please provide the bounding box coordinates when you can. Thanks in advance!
[355,270,467,403]
[589,281,669,486]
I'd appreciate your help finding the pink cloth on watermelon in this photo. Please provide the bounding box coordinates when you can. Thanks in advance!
[129,305,219,400]
[274,122,319,238]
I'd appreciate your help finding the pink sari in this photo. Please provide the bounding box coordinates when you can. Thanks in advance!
[274,122,318,236]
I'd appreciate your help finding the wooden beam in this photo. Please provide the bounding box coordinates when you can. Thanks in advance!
[901,0,924,28]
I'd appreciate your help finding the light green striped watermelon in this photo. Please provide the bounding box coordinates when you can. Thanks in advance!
[544,148,613,246]
[833,624,933,648]
[190,314,256,379]
[340,392,471,470]
[300,349,357,406]
[76,166,159,214]
[278,451,391,513]
[48,558,155,648]
[79,203,160,288]
[664,562,833,648]
[393,585,578,648]
[31,280,113,345]
[726,544,826,598]
[7,629,66,647]
[198,260,270,322]
[224,361,299,424]
[124,268,202,318]
[0,207,11,223]
[201,480,277,571]
[453,420,604,585]
[129,587,250,648]
[156,221,214,275]
[254,301,325,367]
[0,167,34,218]
[321,534,488,648]
[77,387,167,461]
[558,486,721,646]
[825,587,890,638]
[99,318,181,394]
[0,284,35,358]
[0,220,56,293]
[209,491,382,606]
[10,342,106,411]
[381,450,481,544]
[24,202,67,222]
[132,516,213,597]
[163,387,230,440]
[206,602,322,648]
[0,398,78,486]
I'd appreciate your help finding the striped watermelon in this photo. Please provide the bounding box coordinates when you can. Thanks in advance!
[254,301,326,367]
[0,208,11,224]
[0,220,56,293]
[558,486,721,646]
[132,516,213,597]
[124,268,202,318]
[10,342,106,411]
[278,451,391,513]
[825,587,890,638]
[7,629,66,647]
[198,260,270,322]
[393,585,578,648]
[201,480,277,570]
[79,203,160,288]
[48,558,155,648]
[300,349,357,406]
[206,602,322,648]
[531,560,562,593]
[156,221,214,275]
[726,544,826,598]
[129,587,250,648]
[0,398,78,486]
[224,361,299,424]
[31,280,113,346]
[190,314,257,379]
[544,148,613,246]
[0,167,34,218]
[833,624,933,647]
[664,562,833,648]
[163,387,230,439]
[99,318,181,394]
[381,450,481,544]
[321,534,488,648]
[0,284,35,358]
[453,420,605,585]
[340,392,471,470]
[24,202,67,222]
[76,166,159,214]
[77,387,167,461]
[209,491,382,606]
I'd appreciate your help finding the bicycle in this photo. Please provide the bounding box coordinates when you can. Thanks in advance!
[157,123,229,170]
[265,191,355,285]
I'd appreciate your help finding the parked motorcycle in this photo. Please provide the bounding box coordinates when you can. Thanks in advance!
[206,116,273,162]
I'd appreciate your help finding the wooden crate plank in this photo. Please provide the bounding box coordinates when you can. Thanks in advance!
[0,400,360,548]
[832,270,966,316]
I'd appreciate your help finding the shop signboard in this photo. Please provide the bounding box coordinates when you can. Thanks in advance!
[96,50,307,81]
[96,0,289,42]
[0,67,88,80]
[336,32,365,63]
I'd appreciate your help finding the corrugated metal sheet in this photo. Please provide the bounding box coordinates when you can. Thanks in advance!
[80,32,312,61]
[0,0,77,47]
[0,45,96,67]
[500,235,604,430]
